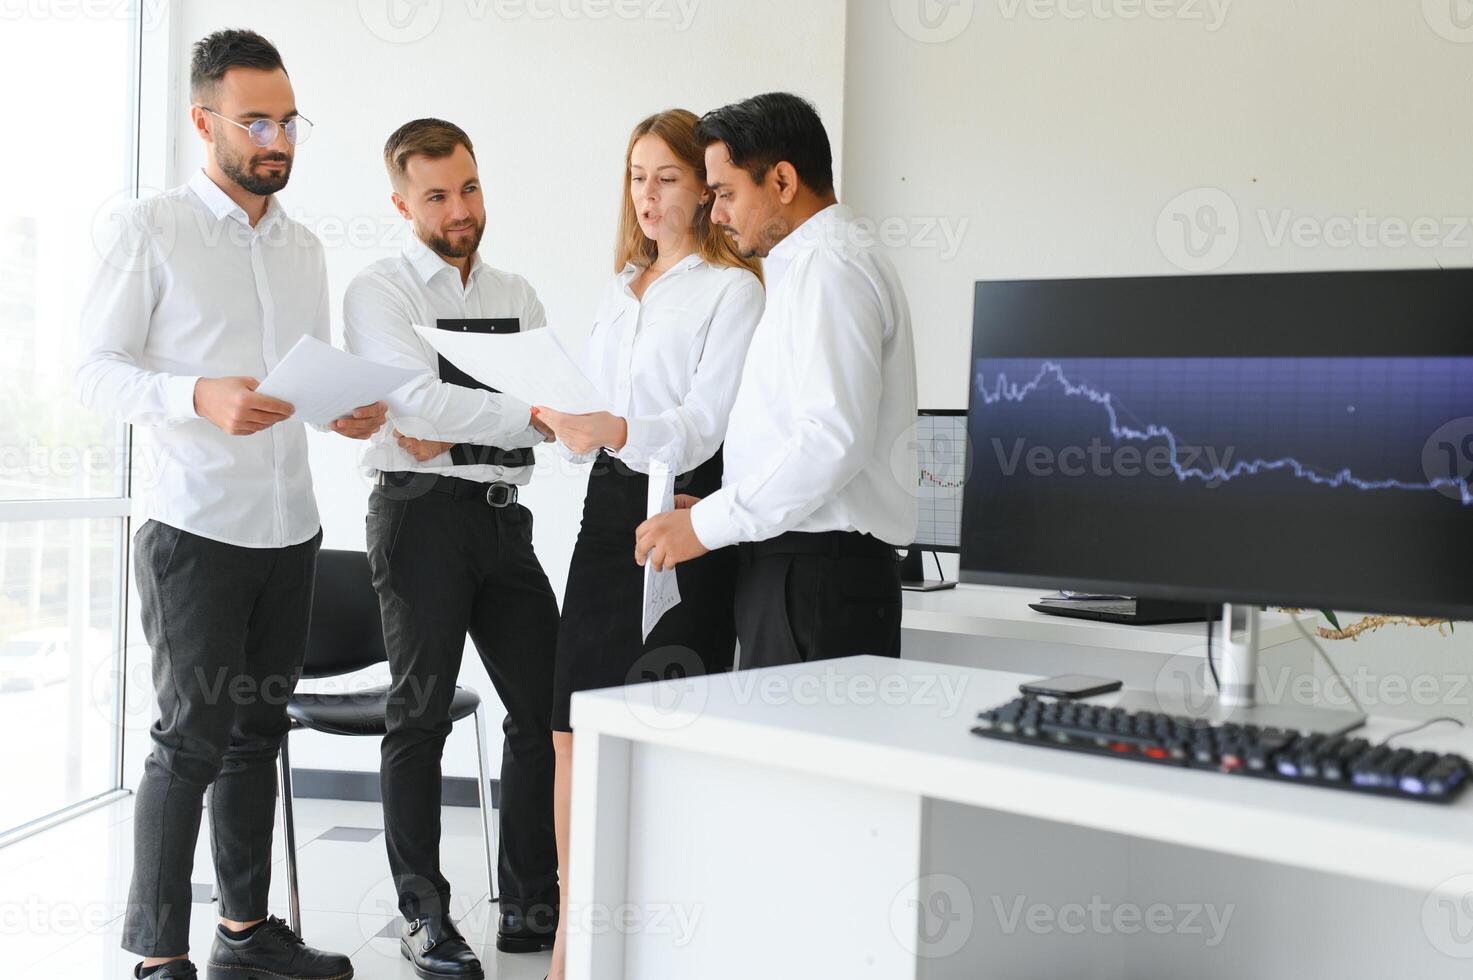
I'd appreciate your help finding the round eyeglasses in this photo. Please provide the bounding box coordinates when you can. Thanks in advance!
[195,106,314,147]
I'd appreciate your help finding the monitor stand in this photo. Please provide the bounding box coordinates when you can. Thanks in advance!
[1115,605,1366,736]
[900,549,956,592]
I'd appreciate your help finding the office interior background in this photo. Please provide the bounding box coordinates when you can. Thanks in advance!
[4,0,1473,977]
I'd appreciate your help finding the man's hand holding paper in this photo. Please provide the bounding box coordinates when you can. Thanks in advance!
[255,335,418,433]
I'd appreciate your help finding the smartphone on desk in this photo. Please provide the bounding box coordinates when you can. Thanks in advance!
[1018,675,1123,699]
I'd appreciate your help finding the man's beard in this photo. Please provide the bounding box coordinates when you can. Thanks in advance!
[425,220,485,259]
[724,227,763,260]
[719,226,751,258]
[218,143,292,196]
[724,214,788,259]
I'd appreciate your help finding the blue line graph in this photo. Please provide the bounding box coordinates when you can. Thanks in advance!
[974,360,1473,505]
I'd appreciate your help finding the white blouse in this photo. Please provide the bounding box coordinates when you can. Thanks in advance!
[564,253,765,474]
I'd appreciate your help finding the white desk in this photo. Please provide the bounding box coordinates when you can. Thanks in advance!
[567,655,1473,979]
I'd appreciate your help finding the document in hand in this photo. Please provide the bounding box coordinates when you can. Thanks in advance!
[411,325,609,416]
[256,336,422,426]
[642,457,682,641]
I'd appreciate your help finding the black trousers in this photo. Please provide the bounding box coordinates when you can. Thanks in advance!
[734,531,904,669]
[123,520,320,957]
[552,451,736,731]
[366,483,559,921]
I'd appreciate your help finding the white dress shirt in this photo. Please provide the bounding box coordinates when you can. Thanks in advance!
[691,204,920,550]
[564,254,764,473]
[76,169,328,549]
[343,235,548,485]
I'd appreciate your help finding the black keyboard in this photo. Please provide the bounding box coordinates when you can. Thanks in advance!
[972,696,1471,803]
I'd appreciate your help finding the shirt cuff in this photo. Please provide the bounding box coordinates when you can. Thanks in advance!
[552,439,598,464]
[487,404,532,444]
[612,416,658,465]
[167,375,202,421]
[496,421,549,451]
[690,491,740,552]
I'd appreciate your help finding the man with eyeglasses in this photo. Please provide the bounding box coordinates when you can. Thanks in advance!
[77,29,378,980]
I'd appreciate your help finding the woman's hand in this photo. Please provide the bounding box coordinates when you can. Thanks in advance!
[532,407,628,456]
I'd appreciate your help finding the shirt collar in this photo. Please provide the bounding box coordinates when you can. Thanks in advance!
[617,252,707,289]
[404,233,482,286]
[187,168,284,230]
[767,203,851,262]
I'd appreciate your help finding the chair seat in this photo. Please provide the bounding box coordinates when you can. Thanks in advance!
[287,684,483,736]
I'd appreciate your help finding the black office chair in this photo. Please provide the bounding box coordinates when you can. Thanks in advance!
[274,549,499,933]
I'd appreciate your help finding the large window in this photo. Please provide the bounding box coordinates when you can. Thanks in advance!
[0,4,140,837]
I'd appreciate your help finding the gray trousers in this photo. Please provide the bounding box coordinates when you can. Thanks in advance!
[122,520,320,957]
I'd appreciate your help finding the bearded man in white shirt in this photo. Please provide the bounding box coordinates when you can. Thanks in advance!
[341,118,561,978]
[77,29,382,980]
[635,92,919,668]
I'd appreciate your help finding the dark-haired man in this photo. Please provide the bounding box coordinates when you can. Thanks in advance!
[78,29,376,980]
[636,92,919,668]
[343,118,559,979]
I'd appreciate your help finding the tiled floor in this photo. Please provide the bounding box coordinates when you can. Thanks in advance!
[2,794,550,979]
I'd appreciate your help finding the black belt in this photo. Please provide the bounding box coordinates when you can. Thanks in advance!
[741,530,900,562]
[376,470,519,508]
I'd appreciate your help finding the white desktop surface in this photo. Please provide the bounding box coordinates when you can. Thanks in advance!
[566,655,1473,979]
[574,655,1470,893]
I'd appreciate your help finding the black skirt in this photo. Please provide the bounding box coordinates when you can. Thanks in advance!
[551,449,737,731]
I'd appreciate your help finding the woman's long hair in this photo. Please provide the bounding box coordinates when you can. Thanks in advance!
[614,108,762,282]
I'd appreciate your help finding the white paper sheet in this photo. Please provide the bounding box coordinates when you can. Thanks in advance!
[256,336,421,426]
[642,457,682,641]
[411,325,609,415]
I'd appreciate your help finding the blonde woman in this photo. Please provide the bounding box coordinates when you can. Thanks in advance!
[533,108,764,977]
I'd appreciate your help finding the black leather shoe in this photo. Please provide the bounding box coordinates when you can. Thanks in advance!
[135,962,197,979]
[206,916,353,980]
[496,905,557,953]
[400,916,483,979]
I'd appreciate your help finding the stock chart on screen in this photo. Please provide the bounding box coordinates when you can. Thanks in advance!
[914,412,968,550]
[964,353,1473,613]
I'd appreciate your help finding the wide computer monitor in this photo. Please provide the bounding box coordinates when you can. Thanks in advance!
[960,268,1473,619]
[960,270,1473,730]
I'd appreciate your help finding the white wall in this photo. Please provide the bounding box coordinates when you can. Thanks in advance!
[842,0,1473,720]
[141,0,849,779]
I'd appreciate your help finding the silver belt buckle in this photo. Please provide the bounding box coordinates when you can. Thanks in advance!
[485,482,517,508]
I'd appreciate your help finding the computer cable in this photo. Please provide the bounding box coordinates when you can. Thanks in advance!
[1384,717,1466,744]
[1204,609,1220,692]
[1292,614,1368,716]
